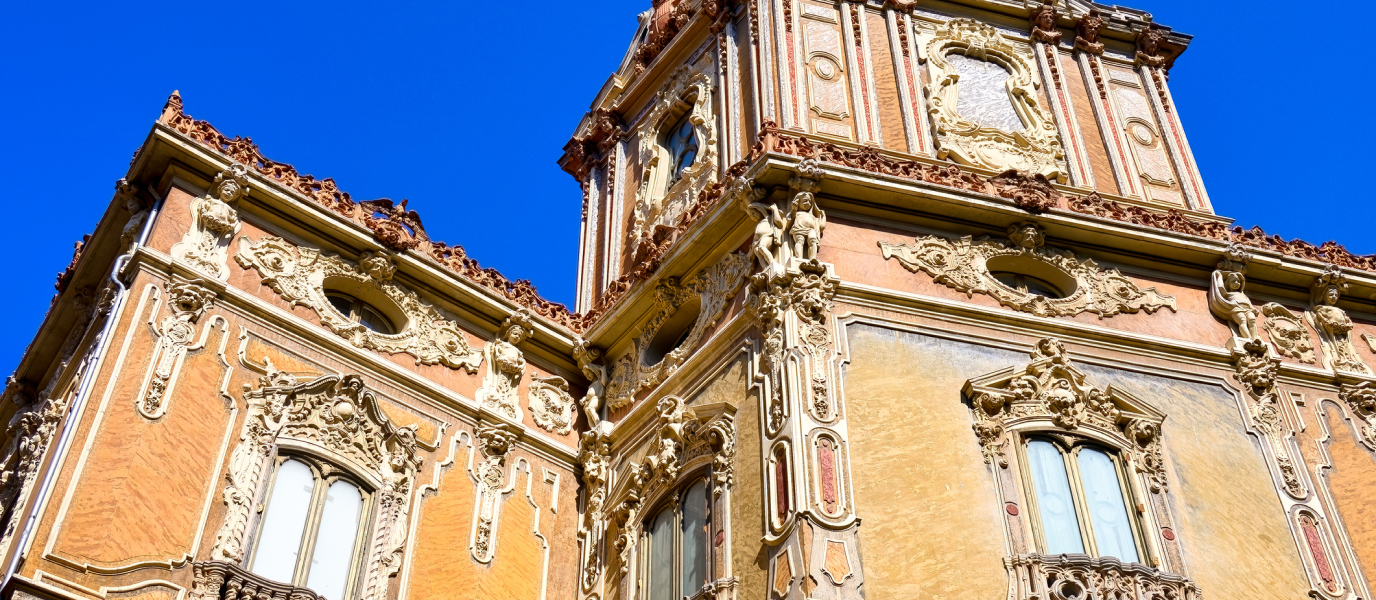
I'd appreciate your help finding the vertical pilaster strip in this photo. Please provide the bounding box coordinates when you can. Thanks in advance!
[885,9,920,155]
[576,177,593,313]
[1140,66,1211,212]
[1033,41,1095,189]
[727,20,744,165]
[839,2,878,145]
[757,0,777,125]
[773,0,799,129]
[1077,53,1138,197]
[609,139,627,282]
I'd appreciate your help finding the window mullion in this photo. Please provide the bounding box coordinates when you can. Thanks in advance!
[295,472,331,588]
[1065,446,1098,557]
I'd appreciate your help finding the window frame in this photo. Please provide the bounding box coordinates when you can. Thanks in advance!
[1015,433,1146,562]
[246,452,377,600]
[639,474,714,600]
[325,292,397,335]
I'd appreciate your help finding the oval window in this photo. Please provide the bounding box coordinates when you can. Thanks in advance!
[985,255,1078,300]
[991,272,1065,299]
[327,292,398,335]
[645,296,702,365]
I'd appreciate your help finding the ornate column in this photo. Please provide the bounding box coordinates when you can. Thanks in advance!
[1028,2,1096,189]
[1072,10,1137,197]
[745,162,864,599]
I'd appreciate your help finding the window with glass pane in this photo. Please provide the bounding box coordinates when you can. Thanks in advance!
[665,114,699,186]
[250,456,370,599]
[1023,438,1142,562]
[643,479,713,600]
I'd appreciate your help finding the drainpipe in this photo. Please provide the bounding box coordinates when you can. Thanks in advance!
[1,183,165,590]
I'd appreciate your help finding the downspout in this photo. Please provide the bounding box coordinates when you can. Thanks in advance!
[1,183,165,589]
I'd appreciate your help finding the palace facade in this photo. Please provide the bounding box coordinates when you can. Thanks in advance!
[3,1,1375,599]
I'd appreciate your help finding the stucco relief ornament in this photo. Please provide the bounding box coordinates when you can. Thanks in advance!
[577,428,611,591]
[1208,244,1259,349]
[1339,382,1376,450]
[604,253,752,409]
[529,375,577,435]
[0,380,65,553]
[964,338,1169,492]
[1028,2,1061,45]
[573,339,606,427]
[470,423,518,563]
[630,67,718,246]
[172,164,249,280]
[787,193,826,262]
[1233,339,1307,499]
[236,236,484,370]
[140,278,217,419]
[1307,266,1371,374]
[1074,9,1106,54]
[924,19,1068,181]
[879,222,1176,319]
[477,310,532,422]
[1260,303,1316,363]
[740,184,786,270]
[210,370,419,599]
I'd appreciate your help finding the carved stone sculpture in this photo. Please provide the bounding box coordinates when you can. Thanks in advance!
[1260,304,1316,364]
[573,339,605,427]
[787,193,826,262]
[528,375,576,435]
[1307,266,1370,374]
[0,381,65,557]
[1028,2,1061,45]
[1208,244,1258,348]
[744,198,787,269]
[749,259,840,426]
[470,423,518,563]
[140,278,217,419]
[605,253,752,408]
[925,19,1068,180]
[1074,9,1106,54]
[1233,339,1307,499]
[577,428,611,592]
[1339,382,1376,450]
[879,223,1177,319]
[236,236,484,370]
[631,67,718,246]
[1006,555,1200,600]
[172,164,249,279]
[1135,25,1168,68]
[477,310,532,421]
[209,370,420,600]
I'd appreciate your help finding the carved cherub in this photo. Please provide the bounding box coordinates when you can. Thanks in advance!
[745,201,788,268]
[1209,270,1257,343]
[787,192,826,261]
[479,310,533,419]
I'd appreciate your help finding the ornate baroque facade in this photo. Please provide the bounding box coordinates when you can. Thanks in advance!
[5,1,1376,599]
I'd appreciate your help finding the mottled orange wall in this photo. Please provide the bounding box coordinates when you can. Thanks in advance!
[46,284,234,570]
[866,11,908,153]
[1319,402,1376,594]
[1061,52,1119,196]
[818,218,1232,349]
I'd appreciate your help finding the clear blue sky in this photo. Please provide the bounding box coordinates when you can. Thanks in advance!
[1,1,1371,376]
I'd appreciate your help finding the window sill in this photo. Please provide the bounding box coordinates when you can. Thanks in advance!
[1006,554,1200,600]
[190,560,325,600]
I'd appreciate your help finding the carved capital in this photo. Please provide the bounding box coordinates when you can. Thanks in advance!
[1073,10,1106,54]
[1028,2,1062,45]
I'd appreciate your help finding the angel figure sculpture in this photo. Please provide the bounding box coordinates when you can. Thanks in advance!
[1209,269,1258,344]
[745,201,788,268]
[788,192,826,261]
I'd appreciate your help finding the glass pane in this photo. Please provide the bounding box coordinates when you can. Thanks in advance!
[251,459,316,584]
[681,482,708,595]
[1078,449,1139,562]
[306,479,365,600]
[358,305,394,335]
[648,507,675,600]
[1027,440,1084,554]
[327,294,354,319]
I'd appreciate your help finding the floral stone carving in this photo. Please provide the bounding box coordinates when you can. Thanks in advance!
[236,236,483,370]
[605,253,752,409]
[925,19,1068,181]
[1006,554,1200,600]
[1233,339,1307,499]
[879,222,1176,319]
[1307,266,1370,374]
[631,67,719,247]
[476,310,532,422]
[528,375,576,435]
[0,381,66,556]
[964,338,1168,493]
[470,423,518,564]
[140,277,217,419]
[209,370,420,600]
[1261,303,1316,364]
[172,164,249,279]
[1339,382,1376,450]
[577,428,611,591]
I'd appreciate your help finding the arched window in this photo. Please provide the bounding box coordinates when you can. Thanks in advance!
[249,456,371,600]
[327,292,396,334]
[643,479,711,600]
[1024,438,1140,562]
[664,113,699,189]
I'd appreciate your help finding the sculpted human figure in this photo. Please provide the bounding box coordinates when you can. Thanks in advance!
[788,192,826,261]
[1309,268,1370,374]
[1209,270,1257,343]
[745,201,788,268]
[480,310,533,420]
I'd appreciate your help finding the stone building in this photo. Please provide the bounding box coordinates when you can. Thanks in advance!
[2,0,1374,599]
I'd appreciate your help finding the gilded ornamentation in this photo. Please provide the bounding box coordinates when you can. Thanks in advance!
[1261,304,1316,364]
[1307,266,1370,374]
[879,223,1176,319]
[631,67,718,247]
[210,370,419,600]
[1233,339,1307,499]
[172,164,249,279]
[925,19,1067,181]
[1208,244,1258,348]
[470,423,518,563]
[529,375,576,435]
[236,236,484,370]
[140,277,217,418]
[605,253,752,409]
[964,338,1169,492]
[477,310,532,421]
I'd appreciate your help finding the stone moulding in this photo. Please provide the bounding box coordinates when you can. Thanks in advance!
[631,67,719,248]
[925,19,1068,181]
[879,223,1177,319]
[1005,554,1200,600]
[235,236,484,370]
[604,252,752,410]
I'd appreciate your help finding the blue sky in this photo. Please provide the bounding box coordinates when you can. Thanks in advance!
[1,1,1371,376]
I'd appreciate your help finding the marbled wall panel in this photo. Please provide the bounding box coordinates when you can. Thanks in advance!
[1062,53,1118,196]
[49,303,234,569]
[865,12,907,152]
[842,325,1010,600]
[1319,402,1376,594]
[145,186,195,256]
